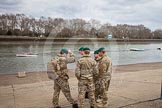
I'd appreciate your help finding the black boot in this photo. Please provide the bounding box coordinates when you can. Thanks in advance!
[90,106,94,108]
[72,103,78,108]
[85,91,89,99]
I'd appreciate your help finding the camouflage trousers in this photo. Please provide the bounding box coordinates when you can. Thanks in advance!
[96,78,111,108]
[78,78,95,108]
[94,79,100,101]
[52,78,75,107]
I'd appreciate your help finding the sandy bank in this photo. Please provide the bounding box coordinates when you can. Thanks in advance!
[0,62,162,86]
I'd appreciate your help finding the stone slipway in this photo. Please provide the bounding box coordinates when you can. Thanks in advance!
[0,69,162,108]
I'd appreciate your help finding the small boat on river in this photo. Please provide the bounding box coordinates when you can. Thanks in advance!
[157,48,161,50]
[130,48,145,51]
[16,53,38,57]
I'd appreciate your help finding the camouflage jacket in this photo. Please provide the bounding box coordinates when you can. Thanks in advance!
[98,54,112,80]
[47,52,75,80]
[75,54,97,80]
[93,57,102,80]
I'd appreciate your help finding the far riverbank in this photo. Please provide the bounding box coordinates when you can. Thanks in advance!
[0,36,162,45]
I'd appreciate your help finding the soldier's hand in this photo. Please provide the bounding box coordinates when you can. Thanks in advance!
[68,49,72,54]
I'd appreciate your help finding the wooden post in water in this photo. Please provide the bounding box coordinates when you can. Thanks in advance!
[17,71,26,78]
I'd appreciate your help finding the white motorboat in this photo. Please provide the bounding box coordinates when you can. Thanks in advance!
[16,53,38,57]
[130,48,145,51]
[157,47,162,50]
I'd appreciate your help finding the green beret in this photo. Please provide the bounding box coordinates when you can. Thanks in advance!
[60,48,68,54]
[94,50,99,54]
[83,47,90,51]
[98,47,105,52]
[79,47,84,51]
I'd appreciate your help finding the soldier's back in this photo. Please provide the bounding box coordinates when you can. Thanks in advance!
[78,56,96,79]
[79,57,95,69]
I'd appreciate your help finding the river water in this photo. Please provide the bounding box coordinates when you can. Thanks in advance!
[0,41,162,74]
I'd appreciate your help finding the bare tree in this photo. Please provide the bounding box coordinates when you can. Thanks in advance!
[1,13,162,39]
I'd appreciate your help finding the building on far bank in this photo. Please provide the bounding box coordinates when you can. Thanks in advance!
[107,34,113,39]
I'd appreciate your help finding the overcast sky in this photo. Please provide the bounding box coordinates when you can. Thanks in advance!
[0,0,162,30]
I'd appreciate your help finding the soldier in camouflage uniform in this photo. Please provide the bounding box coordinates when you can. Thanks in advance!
[93,50,101,101]
[75,47,97,108]
[47,48,78,108]
[78,47,89,99]
[96,47,112,108]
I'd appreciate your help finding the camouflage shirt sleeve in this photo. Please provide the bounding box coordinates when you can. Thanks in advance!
[92,60,98,75]
[66,52,75,63]
[93,61,99,77]
[108,60,112,74]
[75,60,81,80]
[99,57,111,77]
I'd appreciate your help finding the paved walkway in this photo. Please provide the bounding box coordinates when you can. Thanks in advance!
[0,69,162,108]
